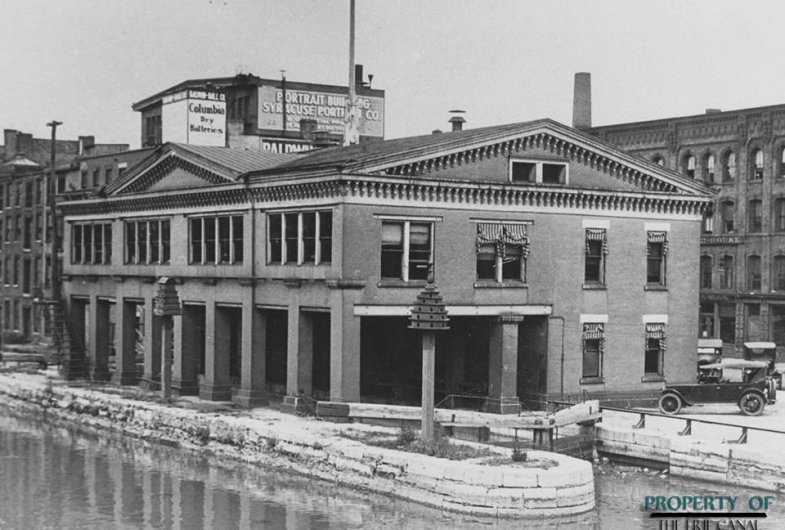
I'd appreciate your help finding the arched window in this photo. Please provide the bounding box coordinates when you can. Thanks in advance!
[750,148,764,180]
[775,198,785,232]
[774,255,785,291]
[700,255,713,289]
[722,151,736,182]
[747,255,762,291]
[748,199,762,232]
[719,255,734,289]
[684,154,696,178]
[704,153,715,183]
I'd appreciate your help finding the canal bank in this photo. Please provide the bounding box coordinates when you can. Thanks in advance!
[0,370,594,519]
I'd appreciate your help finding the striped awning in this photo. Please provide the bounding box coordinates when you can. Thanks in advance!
[583,322,604,339]
[585,228,608,254]
[477,223,528,245]
[647,231,668,244]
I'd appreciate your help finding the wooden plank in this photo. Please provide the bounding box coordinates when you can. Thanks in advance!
[316,402,351,417]
[552,400,601,427]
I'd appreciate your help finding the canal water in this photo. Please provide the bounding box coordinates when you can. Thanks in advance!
[0,407,782,529]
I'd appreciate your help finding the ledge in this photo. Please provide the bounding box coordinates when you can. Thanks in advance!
[641,375,666,383]
[581,284,606,291]
[377,280,427,288]
[579,377,605,385]
[474,281,528,289]
[644,284,668,292]
[326,279,367,290]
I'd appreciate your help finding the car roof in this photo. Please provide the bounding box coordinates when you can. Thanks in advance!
[701,359,770,370]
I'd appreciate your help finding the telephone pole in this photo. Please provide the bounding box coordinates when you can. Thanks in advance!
[46,120,62,301]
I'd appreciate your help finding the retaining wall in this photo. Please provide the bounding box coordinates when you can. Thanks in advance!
[0,375,595,518]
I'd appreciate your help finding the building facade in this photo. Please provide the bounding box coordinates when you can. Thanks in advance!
[0,129,128,342]
[587,104,785,357]
[60,121,711,409]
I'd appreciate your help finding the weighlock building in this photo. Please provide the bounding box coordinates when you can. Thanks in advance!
[60,120,712,410]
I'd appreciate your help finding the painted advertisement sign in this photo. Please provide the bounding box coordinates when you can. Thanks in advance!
[161,90,226,147]
[258,86,384,138]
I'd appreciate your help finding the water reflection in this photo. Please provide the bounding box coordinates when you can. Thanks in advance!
[0,407,781,529]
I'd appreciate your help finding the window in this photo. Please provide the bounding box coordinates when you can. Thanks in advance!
[189,215,242,265]
[772,305,785,345]
[646,231,667,286]
[71,222,112,265]
[774,255,785,291]
[267,211,331,266]
[704,153,715,183]
[702,210,714,234]
[748,199,762,232]
[380,220,432,281]
[80,170,88,189]
[584,228,607,286]
[700,255,712,289]
[683,154,696,178]
[644,323,666,376]
[92,169,100,188]
[582,323,604,380]
[125,219,170,265]
[719,255,734,289]
[24,182,33,207]
[779,147,785,178]
[750,148,764,181]
[475,222,530,283]
[722,151,736,182]
[721,201,735,233]
[23,217,31,249]
[104,167,113,186]
[776,198,785,232]
[747,255,761,291]
[699,302,715,338]
[747,304,761,341]
[510,160,568,185]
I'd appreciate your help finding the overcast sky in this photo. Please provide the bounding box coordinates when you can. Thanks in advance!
[2,0,783,148]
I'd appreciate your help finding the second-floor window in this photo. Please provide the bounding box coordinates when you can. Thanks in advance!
[644,323,666,376]
[126,219,171,265]
[476,222,530,283]
[646,231,667,286]
[748,199,762,232]
[774,255,785,291]
[747,255,762,291]
[190,215,243,265]
[721,201,735,233]
[582,323,604,380]
[381,220,432,281]
[700,255,712,289]
[71,222,112,265]
[584,228,607,286]
[776,198,785,232]
[719,255,734,289]
[267,211,331,265]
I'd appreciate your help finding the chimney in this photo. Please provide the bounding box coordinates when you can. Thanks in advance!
[448,110,466,132]
[3,129,18,159]
[572,72,592,129]
[78,135,95,155]
[16,133,33,156]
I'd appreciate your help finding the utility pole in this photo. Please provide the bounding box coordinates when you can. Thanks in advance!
[343,0,359,146]
[46,121,62,301]
[280,70,287,134]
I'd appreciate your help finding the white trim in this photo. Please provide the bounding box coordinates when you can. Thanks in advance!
[469,218,533,225]
[373,213,443,222]
[580,314,608,323]
[353,304,552,317]
[644,222,671,232]
[582,219,610,229]
[642,314,669,324]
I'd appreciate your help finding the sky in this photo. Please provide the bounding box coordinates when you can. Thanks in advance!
[1,0,784,149]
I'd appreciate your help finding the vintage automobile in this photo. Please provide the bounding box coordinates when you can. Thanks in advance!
[658,359,776,416]
[743,341,783,390]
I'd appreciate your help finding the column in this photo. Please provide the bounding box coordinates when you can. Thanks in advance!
[329,291,361,402]
[173,305,199,396]
[142,297,162,387]
[112,300,138,385]
[200,303,231,401]
[235,301,267,407]
[90,297,111,382]
[485,313,524,414]
[282,303,313,414]
[445,325,467,396]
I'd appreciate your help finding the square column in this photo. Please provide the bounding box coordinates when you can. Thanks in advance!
[485,314,524,414]
[173,305,200,396]
[329,292,360,402]
[282,305,313,414]
[141,298,162,387]
[199,303,232,401]
[235,303,268,408]
[89,297,111,382]
[112,300,138,386]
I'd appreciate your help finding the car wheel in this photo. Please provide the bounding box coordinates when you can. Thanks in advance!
[658,393,682,415]
[739,392,765,416]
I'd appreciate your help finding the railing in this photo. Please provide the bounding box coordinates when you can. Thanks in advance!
[600,405,785,444]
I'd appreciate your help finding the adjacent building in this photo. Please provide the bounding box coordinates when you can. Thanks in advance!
[585,95,785,357]
[60,119,711,409]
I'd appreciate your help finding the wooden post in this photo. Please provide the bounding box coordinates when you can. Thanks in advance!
[161,316,173,401]
[421,331,436,442]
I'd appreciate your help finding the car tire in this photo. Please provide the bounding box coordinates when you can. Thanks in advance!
[739,392,765,416]
[658,392,682,415]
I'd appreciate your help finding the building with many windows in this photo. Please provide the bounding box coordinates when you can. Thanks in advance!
[586,101,785,356]
[60,120,711,409]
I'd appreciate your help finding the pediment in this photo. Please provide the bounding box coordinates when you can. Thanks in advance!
[111,153,234,195]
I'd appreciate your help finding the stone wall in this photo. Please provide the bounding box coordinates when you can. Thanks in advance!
[0,375,595,519]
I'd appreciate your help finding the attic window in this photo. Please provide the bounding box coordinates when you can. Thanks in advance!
[510,160,568,185]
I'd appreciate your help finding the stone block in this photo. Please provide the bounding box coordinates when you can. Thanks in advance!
[501,469,539,488]
[465,465,504,487]
[485,486,525,508]
[439,480,489,506]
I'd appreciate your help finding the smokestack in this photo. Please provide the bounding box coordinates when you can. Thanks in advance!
[572,72,592,129]
[448,109,466,132]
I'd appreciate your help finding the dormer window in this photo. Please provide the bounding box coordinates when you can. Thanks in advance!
[510,160,568,185]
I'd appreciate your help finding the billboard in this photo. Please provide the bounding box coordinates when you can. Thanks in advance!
[258,85,384,138]
[161,90,226,146]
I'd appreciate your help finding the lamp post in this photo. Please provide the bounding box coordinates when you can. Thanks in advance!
[408,265,450,442]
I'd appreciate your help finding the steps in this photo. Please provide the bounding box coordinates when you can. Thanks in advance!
[41,300,89,380]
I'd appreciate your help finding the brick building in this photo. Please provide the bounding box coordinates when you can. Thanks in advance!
[585,93,785,356]
[0,129,127,342]
[60,120,711,409]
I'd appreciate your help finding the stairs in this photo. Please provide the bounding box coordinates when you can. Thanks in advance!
[42,300,89,380]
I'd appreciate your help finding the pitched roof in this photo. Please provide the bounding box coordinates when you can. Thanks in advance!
[248,118,713,196]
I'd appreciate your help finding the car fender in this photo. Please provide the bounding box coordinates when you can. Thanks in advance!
[661,388,692,406]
